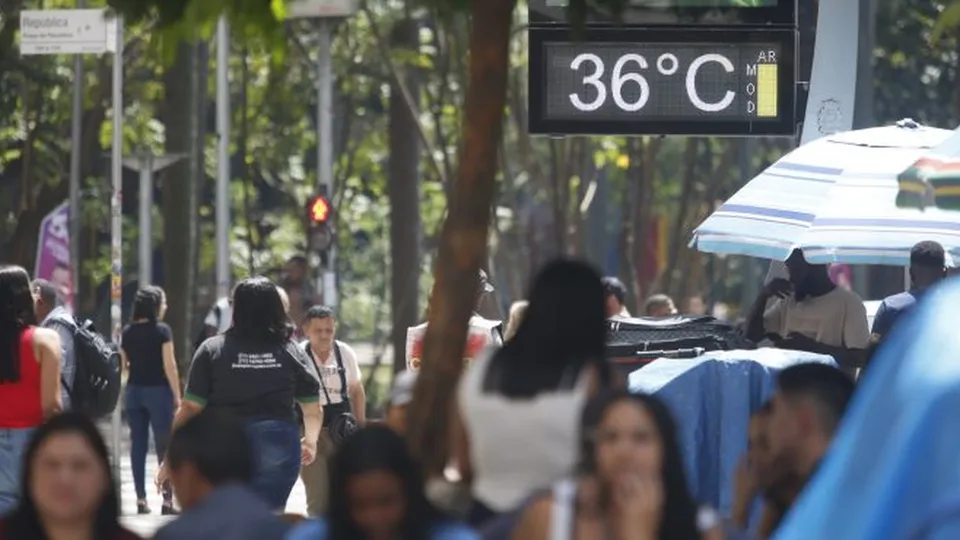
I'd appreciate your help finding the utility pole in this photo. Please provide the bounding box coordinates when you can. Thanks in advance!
[287,0,357,308]
[316,18,336,307]
[69,0,85,311]
[216,17,232,300]
[109,11,124,485]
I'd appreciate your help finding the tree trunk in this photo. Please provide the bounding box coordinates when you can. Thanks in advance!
[161,41,199,370]
[389,18,422,374]
[406,0,517,476]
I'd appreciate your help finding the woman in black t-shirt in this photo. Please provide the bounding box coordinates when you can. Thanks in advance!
[120,286,181,515]
[156,276,322,512]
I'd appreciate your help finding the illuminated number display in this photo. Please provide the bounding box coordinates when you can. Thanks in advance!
[528,27,796,136]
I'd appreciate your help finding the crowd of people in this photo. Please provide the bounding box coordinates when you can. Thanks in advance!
[0,237,949,539]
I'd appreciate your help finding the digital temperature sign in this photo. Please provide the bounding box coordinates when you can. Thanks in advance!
[528,27,797,136]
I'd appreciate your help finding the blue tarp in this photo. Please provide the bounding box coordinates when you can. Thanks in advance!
[775,278,960,540]
[628,349,836,515]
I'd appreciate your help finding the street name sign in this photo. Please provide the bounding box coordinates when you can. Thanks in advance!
[19,9,110,55]
[286,0,359,18]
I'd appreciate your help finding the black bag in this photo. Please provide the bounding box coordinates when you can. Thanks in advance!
[54,317,121,419]
[312,342,359,445]
[606,315,754,357]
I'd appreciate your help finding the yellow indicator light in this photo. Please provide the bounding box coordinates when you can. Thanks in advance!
[756,64,778,118]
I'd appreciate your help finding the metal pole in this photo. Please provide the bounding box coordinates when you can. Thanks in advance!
[69,0,85,313]
[138,154,153,285]
[317,19,337,307]
[215,17,231,300]
[109,15,124,482]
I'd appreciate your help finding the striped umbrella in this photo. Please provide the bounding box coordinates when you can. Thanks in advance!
[692,120,959,266]
[897,126,960,210]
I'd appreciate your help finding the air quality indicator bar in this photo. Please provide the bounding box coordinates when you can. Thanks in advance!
[756,64,778,117]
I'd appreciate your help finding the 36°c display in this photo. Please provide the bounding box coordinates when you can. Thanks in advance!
[528,27,797,136]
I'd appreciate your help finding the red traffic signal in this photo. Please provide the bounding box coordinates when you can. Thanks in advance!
[308,196,331,224]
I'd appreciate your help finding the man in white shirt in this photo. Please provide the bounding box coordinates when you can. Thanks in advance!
[34,279,76,410]
[299,305,365,516]
[746,249,870,373]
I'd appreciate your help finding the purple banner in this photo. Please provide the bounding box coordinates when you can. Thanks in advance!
[34,201,74,313]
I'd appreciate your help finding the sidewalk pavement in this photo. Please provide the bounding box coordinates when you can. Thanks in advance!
[101,421,308,538]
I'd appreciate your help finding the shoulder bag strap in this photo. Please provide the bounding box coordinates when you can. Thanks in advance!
[293,341,331,404]
[333,342,350,407]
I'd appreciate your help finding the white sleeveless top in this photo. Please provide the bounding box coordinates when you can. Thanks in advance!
[547,478,722,540]
[459,348,590,512]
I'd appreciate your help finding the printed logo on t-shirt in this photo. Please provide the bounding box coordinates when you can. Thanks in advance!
[232,352,282,370]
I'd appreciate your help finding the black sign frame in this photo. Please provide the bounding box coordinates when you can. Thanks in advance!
[527,0,797,28]
[528,26,797,136]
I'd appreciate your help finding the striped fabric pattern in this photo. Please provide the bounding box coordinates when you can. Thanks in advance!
[897,127,960,210]
[692,123,958,266]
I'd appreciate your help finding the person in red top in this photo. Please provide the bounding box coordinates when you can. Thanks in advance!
[0,265,62,514]
[0,413,144,540]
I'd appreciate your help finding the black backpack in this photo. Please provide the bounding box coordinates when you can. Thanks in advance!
[54,316,122,419]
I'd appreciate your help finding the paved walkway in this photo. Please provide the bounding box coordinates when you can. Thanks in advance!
[102,421,308,537]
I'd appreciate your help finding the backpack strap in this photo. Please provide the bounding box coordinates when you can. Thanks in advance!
[45,316,76,399]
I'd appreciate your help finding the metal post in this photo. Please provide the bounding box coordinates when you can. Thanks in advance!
[317,19,337,307]
[215,17,231,300]
[69,0,85,312]
[138,154,153,285]
[109,14,124,482]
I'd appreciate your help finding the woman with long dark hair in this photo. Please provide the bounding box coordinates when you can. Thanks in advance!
[155,276,322,511]
[121,286,180,515]
[0,265,62,514]
[0,412,142,539]
[512,391,721,540]
[454,259,614,526]
[287,426,477,540]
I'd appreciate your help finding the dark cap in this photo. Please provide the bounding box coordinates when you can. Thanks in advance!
[478,269,494,293]
[910,241,945,269]
[601,276,627,304]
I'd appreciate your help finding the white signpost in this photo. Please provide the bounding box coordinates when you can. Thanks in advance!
[20,8,125,483]
[19,9,112,55]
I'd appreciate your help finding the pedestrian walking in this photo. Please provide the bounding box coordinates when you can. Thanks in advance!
[0,265,62,514]
[121,286,180,515]
[0,412,142,539]
[288,426,478,540]
[511,391,720,540]
[153,409,290,540]
[299,305,365,516]
[156,276,322,511]
[32,279,76,411]
[455,259,614,527]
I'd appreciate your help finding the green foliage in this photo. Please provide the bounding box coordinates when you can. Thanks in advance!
[933,0,960,41]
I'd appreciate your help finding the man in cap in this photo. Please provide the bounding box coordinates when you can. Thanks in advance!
[601,276,631,318]
[868,241,947,364]
[405,268,502,370]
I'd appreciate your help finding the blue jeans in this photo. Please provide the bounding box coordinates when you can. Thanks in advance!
[245,419,301,511]
[0,428,34,515]
[125,385,174,501]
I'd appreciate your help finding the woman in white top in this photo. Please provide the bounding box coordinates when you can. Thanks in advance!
[512,390,723,540]
[454,259,614,527]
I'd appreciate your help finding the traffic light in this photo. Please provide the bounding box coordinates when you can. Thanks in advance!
[308,195,331,224]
